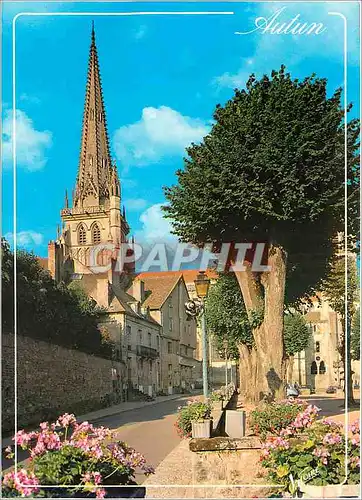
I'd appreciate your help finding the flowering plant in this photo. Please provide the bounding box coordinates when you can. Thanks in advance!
[2,413,154,498]
[260,406,360,491]
[174,399,212,438]
[209,390,224,402]
[249,399,307,440]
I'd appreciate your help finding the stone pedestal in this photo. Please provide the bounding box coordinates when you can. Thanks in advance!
[225,410,246,438]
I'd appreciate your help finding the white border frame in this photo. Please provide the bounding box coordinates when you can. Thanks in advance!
[9,2,354,491]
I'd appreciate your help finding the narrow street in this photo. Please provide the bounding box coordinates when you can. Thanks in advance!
[92,396,188,482]
[2,396,189,480]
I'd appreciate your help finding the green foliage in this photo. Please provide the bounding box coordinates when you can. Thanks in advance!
[351,309,360,361]
[205,273,252,358]
[164,66,360,304]
[261,418,360,488]
[175,399,212,438]
[249,400,307,441]
[283,312,312,356]
[321,255,359,328]
[206,273,312,358]
[1,238,111,359]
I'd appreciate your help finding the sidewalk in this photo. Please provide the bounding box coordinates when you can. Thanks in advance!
[2,393,185,450]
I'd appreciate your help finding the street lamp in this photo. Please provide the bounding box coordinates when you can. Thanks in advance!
[194,271,211,399]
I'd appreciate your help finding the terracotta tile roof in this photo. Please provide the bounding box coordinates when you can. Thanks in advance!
[133,269,218,309]
[134,273,182,309]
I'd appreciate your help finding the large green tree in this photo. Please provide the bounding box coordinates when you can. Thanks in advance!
[320,254,359,404]
[164,67,359,402]
[1,238,111,358]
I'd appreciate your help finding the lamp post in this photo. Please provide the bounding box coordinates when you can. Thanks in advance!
[185,271,210,399]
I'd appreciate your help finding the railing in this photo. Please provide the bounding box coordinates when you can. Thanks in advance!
[61,206,108,216]
[136,345,159,359]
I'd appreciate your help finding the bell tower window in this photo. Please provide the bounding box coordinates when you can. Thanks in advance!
[78,225,87,245]
[92,223,101,244]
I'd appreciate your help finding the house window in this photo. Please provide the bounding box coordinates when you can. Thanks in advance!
[78,224,86,245]
[319,361,326,374]
[148,333,152,347]
[311,361,318,375]
[92,223,101,244]
[312,324,318,334]
[316,341,320,353]
[156,336,160,350]
[149,360,153,373]
[138,329,142,345]
[168,364,172,372]
[168,342,172,354]
[169,317,173,331]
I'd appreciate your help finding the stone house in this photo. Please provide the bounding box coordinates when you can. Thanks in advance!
[129,272,201,394]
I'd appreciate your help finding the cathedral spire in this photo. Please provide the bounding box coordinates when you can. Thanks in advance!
[73,23,114,208]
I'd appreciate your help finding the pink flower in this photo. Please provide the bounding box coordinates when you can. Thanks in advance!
[323,433,343,445]
[96,488,106,498]
[2,469,40,496]
[349,455,360,468]
[56,413,77,428]
[350,420,360,435]
[351,434,360,446]
[313,446,330,465]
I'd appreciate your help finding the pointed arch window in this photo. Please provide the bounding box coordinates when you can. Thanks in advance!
[311,361,318,375]
[92,223,101,244]
[78,224,87,245]
[319,361,326,374]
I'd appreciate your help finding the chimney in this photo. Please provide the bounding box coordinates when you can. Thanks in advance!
[96,278,110,308]
[133,280,145,303]
[48,241,57,280]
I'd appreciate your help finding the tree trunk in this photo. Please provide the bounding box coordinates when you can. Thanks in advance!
[344,324,355,406]
[234,244,287,403]
[286,355,294,383]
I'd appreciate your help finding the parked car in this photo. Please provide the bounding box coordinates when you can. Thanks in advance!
[326,385,337,394]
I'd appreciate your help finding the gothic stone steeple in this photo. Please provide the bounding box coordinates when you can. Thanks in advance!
[56,24,130,277]
[73,23,117,208]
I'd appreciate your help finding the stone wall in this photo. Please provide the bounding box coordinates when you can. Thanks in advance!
[2,333,123,434]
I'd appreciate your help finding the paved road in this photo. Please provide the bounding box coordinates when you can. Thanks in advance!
[2,396,189,481]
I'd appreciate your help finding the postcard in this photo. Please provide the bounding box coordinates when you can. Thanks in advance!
[1,1,360,498]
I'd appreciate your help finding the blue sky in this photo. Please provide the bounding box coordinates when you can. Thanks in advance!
[1,1,360,257]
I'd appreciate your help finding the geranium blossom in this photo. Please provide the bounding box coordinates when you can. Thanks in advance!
[313,446,330,465]
[2,469,40,497]
[323,433,343,445]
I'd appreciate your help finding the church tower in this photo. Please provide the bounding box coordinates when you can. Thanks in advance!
[48,24,132,280]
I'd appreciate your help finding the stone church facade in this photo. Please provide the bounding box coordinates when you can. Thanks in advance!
[45,26,199,397]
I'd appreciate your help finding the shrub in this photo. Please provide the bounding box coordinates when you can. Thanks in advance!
[249,399,307,440]
[260,407,360,493]
[175,399,212,438]
[2,413,154,498]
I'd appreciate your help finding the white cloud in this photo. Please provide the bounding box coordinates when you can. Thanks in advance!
[2,109,52,171]
[135,203,175,242]
[213,59,254,89]
[113,106,211,168]
[124,198,148,211]
[5,230,44,247]
[214,2,360,89]
[19,93,41,104]
[134,25,147,40]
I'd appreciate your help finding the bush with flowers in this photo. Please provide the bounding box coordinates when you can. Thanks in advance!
[209,389,224,403]
[1,413,154,498]
[260,404,360,493]
[249,399,307,440]
[174,399,212,438]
